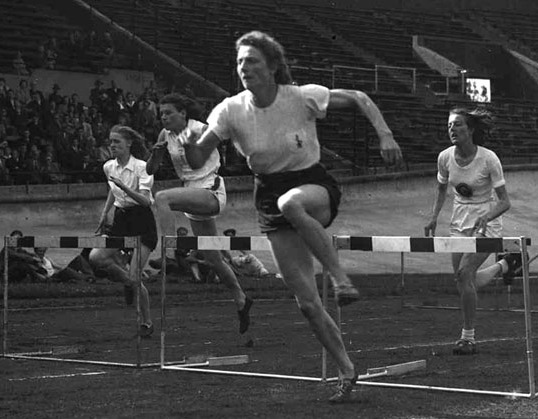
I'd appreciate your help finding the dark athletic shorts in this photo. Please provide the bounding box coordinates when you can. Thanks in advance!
[110,205,158,250]
[254,163,341,233]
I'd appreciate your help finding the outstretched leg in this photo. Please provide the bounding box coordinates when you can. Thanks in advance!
[268,229,355,378]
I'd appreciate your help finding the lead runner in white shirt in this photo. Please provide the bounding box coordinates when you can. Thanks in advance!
[146,94,252,335]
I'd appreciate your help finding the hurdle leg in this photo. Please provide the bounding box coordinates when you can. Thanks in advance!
[160,237,167,368]
[520,239,536,397]
[2,236,8,355]
[321,265,329,382]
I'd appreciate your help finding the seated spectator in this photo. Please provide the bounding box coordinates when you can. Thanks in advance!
[48,83,62,107]
[13,52,29,76]
[106,79,123,102]
[27,91,46,120]
[40,152,65,184]
[27,114,45,141]
[124,92,138,116]
[6,148,22,183]
[0,78,9,106]
[16,79,31,105]
[90,80,105,106]
[0,230,44,282]
[222,228,280,279]
[76,153,101,183]
[21,144,43,184]
[11,102,29,133]
[29,80,44,102]
[33,247,94,283]
[95,135,113,163]
[5,89,18,120]
[0,147,9,185]
[70,93,84,115]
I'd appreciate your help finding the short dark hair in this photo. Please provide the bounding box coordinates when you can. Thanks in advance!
[10,230,23,237]
[223,228,236,236]
[159,93,202,121]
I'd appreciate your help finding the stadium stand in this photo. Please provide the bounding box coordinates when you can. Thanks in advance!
[2,0,538,185]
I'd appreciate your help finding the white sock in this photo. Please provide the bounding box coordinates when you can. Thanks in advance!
[461,328,475,343]
[498,259,508,274]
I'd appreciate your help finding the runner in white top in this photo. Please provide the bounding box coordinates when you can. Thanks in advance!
[89,125,157,337]
[146,93,252,335]
[425,107,518,356]
[182,31,403,403]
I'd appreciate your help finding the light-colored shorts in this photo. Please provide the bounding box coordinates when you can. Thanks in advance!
[449,225,502,239]
[184,175,227,222]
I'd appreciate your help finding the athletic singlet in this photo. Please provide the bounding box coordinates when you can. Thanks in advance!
[162,120,221,189]
[207,84,329,174]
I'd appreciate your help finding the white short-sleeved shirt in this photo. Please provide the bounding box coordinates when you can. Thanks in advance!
[207,84,330,174]
[437,145,505,234]
[437,145,505,204]
[103,155,154,208]
[162,120,221,189]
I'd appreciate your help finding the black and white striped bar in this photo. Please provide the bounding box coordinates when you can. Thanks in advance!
[5,236,139,249]
[163,236,530,253]
[163,235,272,251]
[335,236,530,253]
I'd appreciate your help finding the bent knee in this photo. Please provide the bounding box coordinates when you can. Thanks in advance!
[154,191,170,206]
[277,196,303,220]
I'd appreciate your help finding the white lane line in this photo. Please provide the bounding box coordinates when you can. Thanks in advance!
[9,371,107,382]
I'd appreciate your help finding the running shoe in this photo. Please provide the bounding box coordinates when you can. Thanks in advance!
[139,323,154,338]
[334,284,360,307]
[237,296,253,334]
[502,253,523,286]
[452,339,477,355]
[328,371,358,403]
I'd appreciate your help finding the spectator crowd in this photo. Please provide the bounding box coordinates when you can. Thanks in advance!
[0,76,165,185]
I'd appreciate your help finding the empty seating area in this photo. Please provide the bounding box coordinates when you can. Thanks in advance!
[477,9,538,53]
[0,0,134,74]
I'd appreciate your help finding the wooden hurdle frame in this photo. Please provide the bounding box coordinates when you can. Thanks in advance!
[0,235,155,368]
[161,234,536,398]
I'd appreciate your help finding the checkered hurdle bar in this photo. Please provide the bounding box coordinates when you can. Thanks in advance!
[334,236,531,253]
[162,236,272,251]
[163,235,530,253]
[5,236,140,249]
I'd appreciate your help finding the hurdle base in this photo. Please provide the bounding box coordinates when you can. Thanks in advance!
[367,360,426,376]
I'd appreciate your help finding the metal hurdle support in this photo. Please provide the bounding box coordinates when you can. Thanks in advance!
[334,235,536,398]
[160,235,426,383]
[1,235,154,368]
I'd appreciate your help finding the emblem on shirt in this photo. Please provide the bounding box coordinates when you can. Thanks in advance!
[295,134,303,148]
[455,182,473,197]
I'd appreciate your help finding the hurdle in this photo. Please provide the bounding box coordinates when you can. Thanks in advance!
[333,235,536,398]
[160,235,426,383]
[1,235,153,368]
